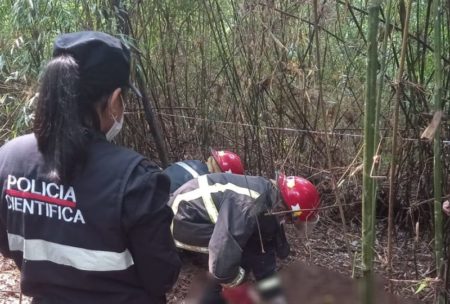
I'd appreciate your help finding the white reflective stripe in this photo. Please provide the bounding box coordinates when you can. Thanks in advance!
[173,188,204,203]
[170,179,262,251]
[170,187,213,233]
[174,240,209,254]
[172,182,261,204]
[175,162,199,178]
[7,233,134,272]
[198,175,219,223]
[207,182,261,199]
[171,194,210,254]
[170,194,185,234]
[170,180,259,228]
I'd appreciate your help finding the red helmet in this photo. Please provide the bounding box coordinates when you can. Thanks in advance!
[277,174,320,221]
[210,149,244,174]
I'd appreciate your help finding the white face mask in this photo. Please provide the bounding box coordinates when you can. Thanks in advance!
[105,105,124,142]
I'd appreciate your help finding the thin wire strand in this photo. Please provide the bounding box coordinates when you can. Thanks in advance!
[144,112,450,144]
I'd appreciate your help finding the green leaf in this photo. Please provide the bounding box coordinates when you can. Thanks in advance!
[415,281,428,294]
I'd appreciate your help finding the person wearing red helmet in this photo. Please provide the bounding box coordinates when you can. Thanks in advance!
[168,172,320,303]
[163,148,244,193]
[209,149,244,174]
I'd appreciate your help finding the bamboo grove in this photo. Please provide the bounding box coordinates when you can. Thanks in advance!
[0,0,449,302]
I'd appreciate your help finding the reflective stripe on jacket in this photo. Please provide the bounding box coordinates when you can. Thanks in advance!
[163,160,209,193]
[168,173,285,284]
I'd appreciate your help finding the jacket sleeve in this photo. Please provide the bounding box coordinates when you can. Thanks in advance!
[208,194,257,285]
[122,160,181,300]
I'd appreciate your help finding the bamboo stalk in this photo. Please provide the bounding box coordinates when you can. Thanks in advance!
[374,0,394,162]
[362,0,382,281]
[387,0,411,292]
[314,0,352,259]
[115,4,170,167]
[432,0,444,301]
[362,2,383,302]
[374,0,394,291]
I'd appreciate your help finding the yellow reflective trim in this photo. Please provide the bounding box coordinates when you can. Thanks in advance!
[169,177,263,252]
[170,187,205,231]
[198,175,219,223]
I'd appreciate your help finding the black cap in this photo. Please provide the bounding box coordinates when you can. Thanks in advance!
[53,31,141,97]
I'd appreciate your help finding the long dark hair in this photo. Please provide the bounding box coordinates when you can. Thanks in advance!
[33,55,111,183]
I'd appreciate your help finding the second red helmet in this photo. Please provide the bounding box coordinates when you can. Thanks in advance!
[210,149,244,175]
[277,173,320,221]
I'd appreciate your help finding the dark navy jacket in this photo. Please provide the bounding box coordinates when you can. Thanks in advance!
[0,133,181,304]
[163,160,209,193]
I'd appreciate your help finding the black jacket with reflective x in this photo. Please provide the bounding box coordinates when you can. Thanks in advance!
[168,173,290,285]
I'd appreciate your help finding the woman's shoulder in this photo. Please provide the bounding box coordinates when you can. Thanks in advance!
[89,138,144,161]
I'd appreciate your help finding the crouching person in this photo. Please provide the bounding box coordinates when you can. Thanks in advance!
[168,173,320,303]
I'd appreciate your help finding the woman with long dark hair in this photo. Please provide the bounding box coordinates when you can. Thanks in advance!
[0,31,180,304]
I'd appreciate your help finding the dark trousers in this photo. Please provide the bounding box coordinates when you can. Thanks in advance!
[241,244,276,281]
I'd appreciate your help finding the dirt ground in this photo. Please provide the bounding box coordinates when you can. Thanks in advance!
[0,218,438,303]
[166,217,436,303]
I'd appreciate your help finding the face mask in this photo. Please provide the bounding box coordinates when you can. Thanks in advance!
[105,105,124,142]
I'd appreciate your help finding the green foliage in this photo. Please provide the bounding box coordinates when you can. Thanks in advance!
[0,0,448,205]
[0,1,449,301]
[415,278,430,294]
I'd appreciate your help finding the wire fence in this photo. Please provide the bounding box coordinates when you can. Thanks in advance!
[125,110,450,144]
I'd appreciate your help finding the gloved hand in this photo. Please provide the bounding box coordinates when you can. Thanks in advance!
[222,282,254,304]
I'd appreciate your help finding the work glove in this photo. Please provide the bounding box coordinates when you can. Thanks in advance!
[200,267,248,304]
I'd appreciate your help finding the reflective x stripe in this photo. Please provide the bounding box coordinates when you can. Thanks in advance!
[170,177,262,252]
[175,162,199,178]
[198,175,219,223]
[8,233,134,272]
[171,182,261,205]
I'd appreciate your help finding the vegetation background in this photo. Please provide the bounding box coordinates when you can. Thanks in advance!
[0,0,449,302]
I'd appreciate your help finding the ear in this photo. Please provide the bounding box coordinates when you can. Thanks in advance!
[107,88,123,118]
